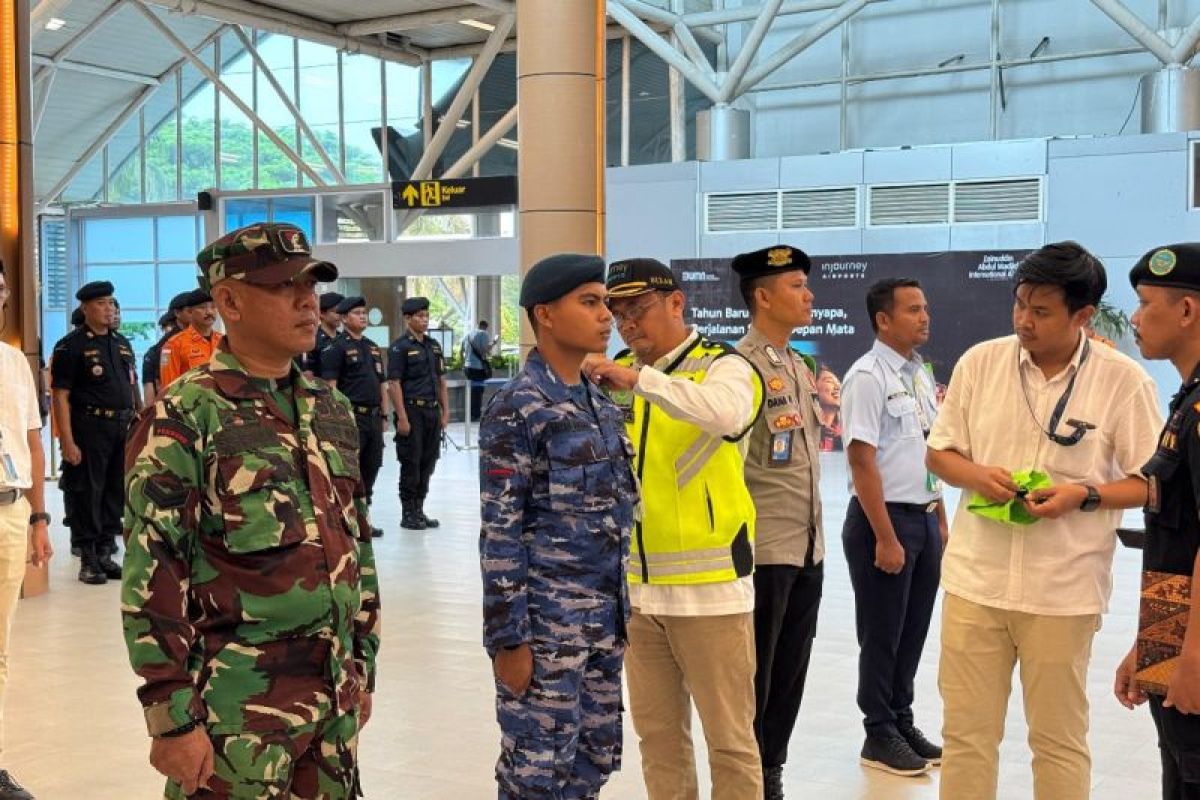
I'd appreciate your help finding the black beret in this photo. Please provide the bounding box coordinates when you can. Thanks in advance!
[182,289,213,308]
[336,296,366,314]
[70,307,84,327]
[606,258,679,299]
[520,254,606,308]
[731,245,811,281]
[168,292,192,313]
[1129,243,1200,291]
[402,296,430,315]
[319,292,345,312]
[158,311,175,327]
[75,281,114,302]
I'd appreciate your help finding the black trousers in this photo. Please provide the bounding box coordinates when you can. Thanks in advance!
[842,497,941,736]
[1151,695,1200,799]
[61,411,128,559]
[396,404,440,510]
[352,408,384,507]
[753,562,823,769]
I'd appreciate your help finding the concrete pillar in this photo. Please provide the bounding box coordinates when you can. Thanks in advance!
[517,0,606,355]
[474,275,503,336]
[1,0,36,357]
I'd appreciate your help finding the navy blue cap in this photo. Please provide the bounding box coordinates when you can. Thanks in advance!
[521,253,606,308]
[319,292,345,312]
[336,295,366,314]
[402,296,430,315]
[76,281,114,302]
[182,289,213,308]
[168,292,192,313]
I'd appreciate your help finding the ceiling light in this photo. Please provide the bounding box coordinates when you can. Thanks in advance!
[460,19,496,32]
[498,138,518,150]
[44,17,66,31]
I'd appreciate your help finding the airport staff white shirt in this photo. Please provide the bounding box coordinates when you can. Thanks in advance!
[628,327,759,616]
[841,340,942,504]
[0,342,41,490]
[927,333,1161,615]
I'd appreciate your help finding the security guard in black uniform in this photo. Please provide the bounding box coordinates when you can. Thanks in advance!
[387,296,448,530]
[300,291,344,376]
[51,281,138,584]
[321,295,385,538]
[1119,242,1200,800]
[141,291,191,404]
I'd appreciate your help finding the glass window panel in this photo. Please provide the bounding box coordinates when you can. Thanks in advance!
[272,196,315,239]
[219,32,254,191]
[156,216,198,261]
[297,40,340,185]
[181,49,216,197]
[318,191,387,243]
[144,76,179,203]
[117,308,159,364]
[342,54,383,184]
[225,198,270,231]
[86,263,156,307]
[386,61,420,135]
[106,116,142,204]
[258,133,298,189]
[396,211,473,240]
[85,218,154,263]
[256,32,299,189]
[63,153,103,203]
[158,261,200,303]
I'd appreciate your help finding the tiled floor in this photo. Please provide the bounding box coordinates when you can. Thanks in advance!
[4,435,1162,798]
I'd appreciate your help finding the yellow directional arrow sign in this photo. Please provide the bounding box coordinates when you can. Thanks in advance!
[392,176,518,210]
[400,184,420,207]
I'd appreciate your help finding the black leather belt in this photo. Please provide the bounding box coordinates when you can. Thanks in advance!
[353,405,381,416]
[81,406,133,420]
[0,489,20,506]
[405,398,439,408]
[886,501,940,515]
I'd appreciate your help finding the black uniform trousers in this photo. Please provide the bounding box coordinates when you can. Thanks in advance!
[396,403,440,511]
[842,498,941,736]
[1151,695,1200,799]
[61,410,129,559]
[753,561,823,769]
[352,407,384,506]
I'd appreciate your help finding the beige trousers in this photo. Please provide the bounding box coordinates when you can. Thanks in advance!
[938,592,1099,800]
[0,498,29,758]
[627,610,762,800]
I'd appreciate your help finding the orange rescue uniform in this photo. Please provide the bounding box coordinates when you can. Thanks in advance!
[159,327,223,387]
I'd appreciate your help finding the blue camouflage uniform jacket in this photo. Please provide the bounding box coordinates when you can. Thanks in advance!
[478,349,637,657]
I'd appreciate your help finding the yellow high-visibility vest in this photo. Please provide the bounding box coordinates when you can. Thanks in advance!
[614,336,764,585]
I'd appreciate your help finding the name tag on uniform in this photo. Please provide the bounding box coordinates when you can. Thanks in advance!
[769,431,793,467]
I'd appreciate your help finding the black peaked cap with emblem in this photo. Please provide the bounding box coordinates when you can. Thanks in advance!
[402,296,430,315]
[1130,243,1200,291]
[605,257,679,300]
[731,245,812,281]
[319,292,345,312]
[336,295,366,314]
[76,281,114,302]
[520,254,606,308]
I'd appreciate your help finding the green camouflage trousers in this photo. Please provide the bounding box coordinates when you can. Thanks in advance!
[165,714,360,800]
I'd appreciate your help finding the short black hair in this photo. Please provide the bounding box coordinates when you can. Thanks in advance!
[866,278,921,333]
[1014,241,1106,314]
[739,274,778,314]
[525,307,538,334]
[479,320,489,329]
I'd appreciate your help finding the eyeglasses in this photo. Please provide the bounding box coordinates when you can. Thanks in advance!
[608,293,664,325]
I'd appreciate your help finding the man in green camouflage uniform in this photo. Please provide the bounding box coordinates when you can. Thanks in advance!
[121,222,381,800]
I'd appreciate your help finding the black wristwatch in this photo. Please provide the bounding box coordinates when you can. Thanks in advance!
[28,512,50,526]
[158,719,200,738]
[1079,485,1102,512]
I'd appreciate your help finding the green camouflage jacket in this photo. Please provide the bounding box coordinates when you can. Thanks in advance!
[121,344,381,737]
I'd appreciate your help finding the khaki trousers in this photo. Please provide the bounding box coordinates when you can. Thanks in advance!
[0,498,29,758]
[627,610,762,800]
[938,592,1099,800]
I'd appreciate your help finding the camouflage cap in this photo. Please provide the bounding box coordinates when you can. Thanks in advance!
[196,223,338,292]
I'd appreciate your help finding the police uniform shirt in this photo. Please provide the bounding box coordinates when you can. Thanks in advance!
[302,326,336,374]
[736,325,824,567]
[321,332,384,407]
[50,326,136,410]
[841,339,941,505]
[387,332,444,400]
[1144,367,1200,577]
[142,329,177,388]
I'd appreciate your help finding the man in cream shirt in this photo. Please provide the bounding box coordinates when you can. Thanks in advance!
[926,242,1161,800]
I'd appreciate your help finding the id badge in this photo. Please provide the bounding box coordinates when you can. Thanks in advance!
[769,431,793,467]
[925,471,943,494]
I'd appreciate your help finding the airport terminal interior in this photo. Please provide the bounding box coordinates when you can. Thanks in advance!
[4,0,1200,797]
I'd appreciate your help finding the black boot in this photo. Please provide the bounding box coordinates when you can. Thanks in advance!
[763,765,784,800]
[371,526,384,538]
[400,508,426,531]
[420,508,440,528]
[78,554,107,585]
[98,553,122,580]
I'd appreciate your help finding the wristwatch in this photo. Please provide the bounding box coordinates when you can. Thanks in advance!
[1079,485,1102,512]
[28,512,50,526]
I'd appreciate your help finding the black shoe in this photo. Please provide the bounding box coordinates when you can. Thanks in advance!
[898,723,942,765]
[763,765,784,800]
[70,546,81,558]
[371,527,384,538]
[99,555,122,580]
[420,511,440,528]
[400,513,426,531]
[0,770,34,800]
[860,733,930,777]
[78,562,107,586]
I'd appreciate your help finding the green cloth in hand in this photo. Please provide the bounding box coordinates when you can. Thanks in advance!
[967,469,1052,526]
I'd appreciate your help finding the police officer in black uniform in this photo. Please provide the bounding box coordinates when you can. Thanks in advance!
[300,291,344,376]
[51,281,137,584]
[141,291,191,404]
[321,295,385,538]
[387,296,448,530]
[1119,242,1200,799]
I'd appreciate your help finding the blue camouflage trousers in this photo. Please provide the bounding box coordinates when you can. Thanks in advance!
[494,608,625,800]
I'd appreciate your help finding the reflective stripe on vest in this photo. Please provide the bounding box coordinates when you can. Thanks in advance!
[616,336,764,585]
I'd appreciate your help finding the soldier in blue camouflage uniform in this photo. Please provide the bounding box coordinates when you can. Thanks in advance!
[479,253,638,799]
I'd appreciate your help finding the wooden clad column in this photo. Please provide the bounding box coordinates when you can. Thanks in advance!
[1,0,36,356]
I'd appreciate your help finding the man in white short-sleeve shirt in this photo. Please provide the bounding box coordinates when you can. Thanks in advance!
[926,242,1162,800]
[0,261,53,800]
